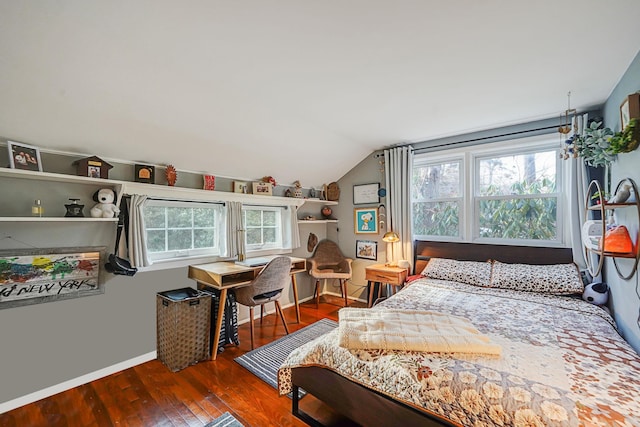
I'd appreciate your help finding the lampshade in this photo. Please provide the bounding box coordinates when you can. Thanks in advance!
[382,231,400,243]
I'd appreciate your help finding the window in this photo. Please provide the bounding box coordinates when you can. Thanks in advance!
[243,206,283,251]
[412,136,563,245]
[412,158,463,238]
[144,200,225,261]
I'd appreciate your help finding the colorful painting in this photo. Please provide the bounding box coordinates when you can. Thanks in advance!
[0,247,104,309]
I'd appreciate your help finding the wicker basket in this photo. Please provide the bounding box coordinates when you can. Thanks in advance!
[156,287,211,372]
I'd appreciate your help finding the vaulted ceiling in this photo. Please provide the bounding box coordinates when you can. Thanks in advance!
[1,1,639,187]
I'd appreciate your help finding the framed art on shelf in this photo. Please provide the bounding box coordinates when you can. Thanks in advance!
[7,141,43,172]
[252,182,272,196]
[233,181,247,193]
[134,164,155,183]
[353,183,380,205]
[356,240,377,260]
[354,207,378,234]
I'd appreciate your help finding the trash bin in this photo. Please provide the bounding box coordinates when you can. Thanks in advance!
[156,287,211,372]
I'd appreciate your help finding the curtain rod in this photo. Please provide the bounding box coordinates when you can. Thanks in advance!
[243,204,290,210]
[374,124,560,158]
[127,195,225,206]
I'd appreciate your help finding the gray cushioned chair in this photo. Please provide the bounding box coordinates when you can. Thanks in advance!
[234,256,291,349]
[307,239,353,307]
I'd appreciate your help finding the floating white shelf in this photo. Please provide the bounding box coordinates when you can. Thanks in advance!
[0,217,119,223]
[297,219,338,224]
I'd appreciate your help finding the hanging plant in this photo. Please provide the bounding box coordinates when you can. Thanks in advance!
[609,118,640,154]
[574,121,616,167]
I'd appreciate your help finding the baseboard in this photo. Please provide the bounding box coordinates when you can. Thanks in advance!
[0,351,157,415]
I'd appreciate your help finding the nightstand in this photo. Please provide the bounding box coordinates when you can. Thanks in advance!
[365,264,409,307]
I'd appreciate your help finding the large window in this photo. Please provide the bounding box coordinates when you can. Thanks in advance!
[144,200,225,261]
[412,136,562,245]
[243,206,284,251]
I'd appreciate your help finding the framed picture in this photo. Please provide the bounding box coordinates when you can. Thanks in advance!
[620,93,640,130]
[0,247,105,309]
[233,181,247,193]
[7,141,43,172]
[356,240,378,260]
[135,164,155,183]
[252,182,273,196]
[353,183,380,205]
[354,207,378,234]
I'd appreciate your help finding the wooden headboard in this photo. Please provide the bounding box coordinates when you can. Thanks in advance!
[413,240,574,274]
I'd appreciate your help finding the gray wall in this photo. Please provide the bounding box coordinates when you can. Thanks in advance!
[335,154,387,301]
[0,146,322,406]
[602,49,640,352]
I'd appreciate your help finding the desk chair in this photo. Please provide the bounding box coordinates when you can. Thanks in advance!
[307,240,353,307]
[234,256,291,350]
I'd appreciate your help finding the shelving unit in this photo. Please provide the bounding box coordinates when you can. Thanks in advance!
[0,167,125,223]
[583,178,640,280]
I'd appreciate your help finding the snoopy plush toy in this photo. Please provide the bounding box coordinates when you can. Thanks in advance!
[90,188,120,218]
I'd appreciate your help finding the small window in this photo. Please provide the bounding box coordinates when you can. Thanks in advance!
[144,200,225,261]
[243,206,284,251]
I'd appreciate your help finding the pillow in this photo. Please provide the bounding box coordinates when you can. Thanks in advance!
[490,261,584,295]
[420,258,492,287]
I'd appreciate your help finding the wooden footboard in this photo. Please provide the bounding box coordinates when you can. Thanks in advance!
[291,367,457,427]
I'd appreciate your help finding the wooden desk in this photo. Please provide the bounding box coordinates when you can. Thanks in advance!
[188,256,306,360]
[365,264,408,307]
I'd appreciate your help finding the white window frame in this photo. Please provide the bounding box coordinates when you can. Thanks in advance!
[144,200,226,262]
[412,134,565,246]
[412,155,465,240]
[242,205,285,254]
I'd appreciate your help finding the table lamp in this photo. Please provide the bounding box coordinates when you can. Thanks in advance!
[382,231,400,266]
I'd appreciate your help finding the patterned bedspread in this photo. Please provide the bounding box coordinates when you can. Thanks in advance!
[278,278,640,426]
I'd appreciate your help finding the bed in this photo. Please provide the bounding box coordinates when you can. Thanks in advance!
[278,240,640,426]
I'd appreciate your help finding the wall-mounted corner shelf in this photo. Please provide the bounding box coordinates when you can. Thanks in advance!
[583,178,640,280]
[301,199,338,206]
[297,219,338,224]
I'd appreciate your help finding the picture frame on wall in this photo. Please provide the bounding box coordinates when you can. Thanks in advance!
[620,93,640,130]
[7,141,43,172]
[356,240,377,260]
[354,207,378,234]
[353,183,380,205]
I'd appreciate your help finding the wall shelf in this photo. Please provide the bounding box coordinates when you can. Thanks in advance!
[0,217,119,223]
[297,219,338,224]
[301,199,338,206]
[583,178,640,280]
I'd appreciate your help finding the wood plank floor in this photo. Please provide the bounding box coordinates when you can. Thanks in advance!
[0,296,365,427]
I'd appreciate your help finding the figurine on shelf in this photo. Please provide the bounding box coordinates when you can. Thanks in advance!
[65,198,85,217]
[293,180,303,198]
[609,183,632,204]
[165,165,177,186]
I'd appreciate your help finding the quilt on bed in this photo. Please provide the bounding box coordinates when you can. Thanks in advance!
[278,278,640,426]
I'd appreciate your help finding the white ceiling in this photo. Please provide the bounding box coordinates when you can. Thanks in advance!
[1,1,639,188]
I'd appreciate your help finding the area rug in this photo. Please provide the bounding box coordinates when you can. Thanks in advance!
[234,318,338,397]
[204,411,243,427]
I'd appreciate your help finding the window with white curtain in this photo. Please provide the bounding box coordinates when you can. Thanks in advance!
[243,206,284,252]
[412,135,563,245]
[143,200,226,261]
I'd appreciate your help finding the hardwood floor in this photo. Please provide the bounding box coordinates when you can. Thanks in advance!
[0,296,365,427]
